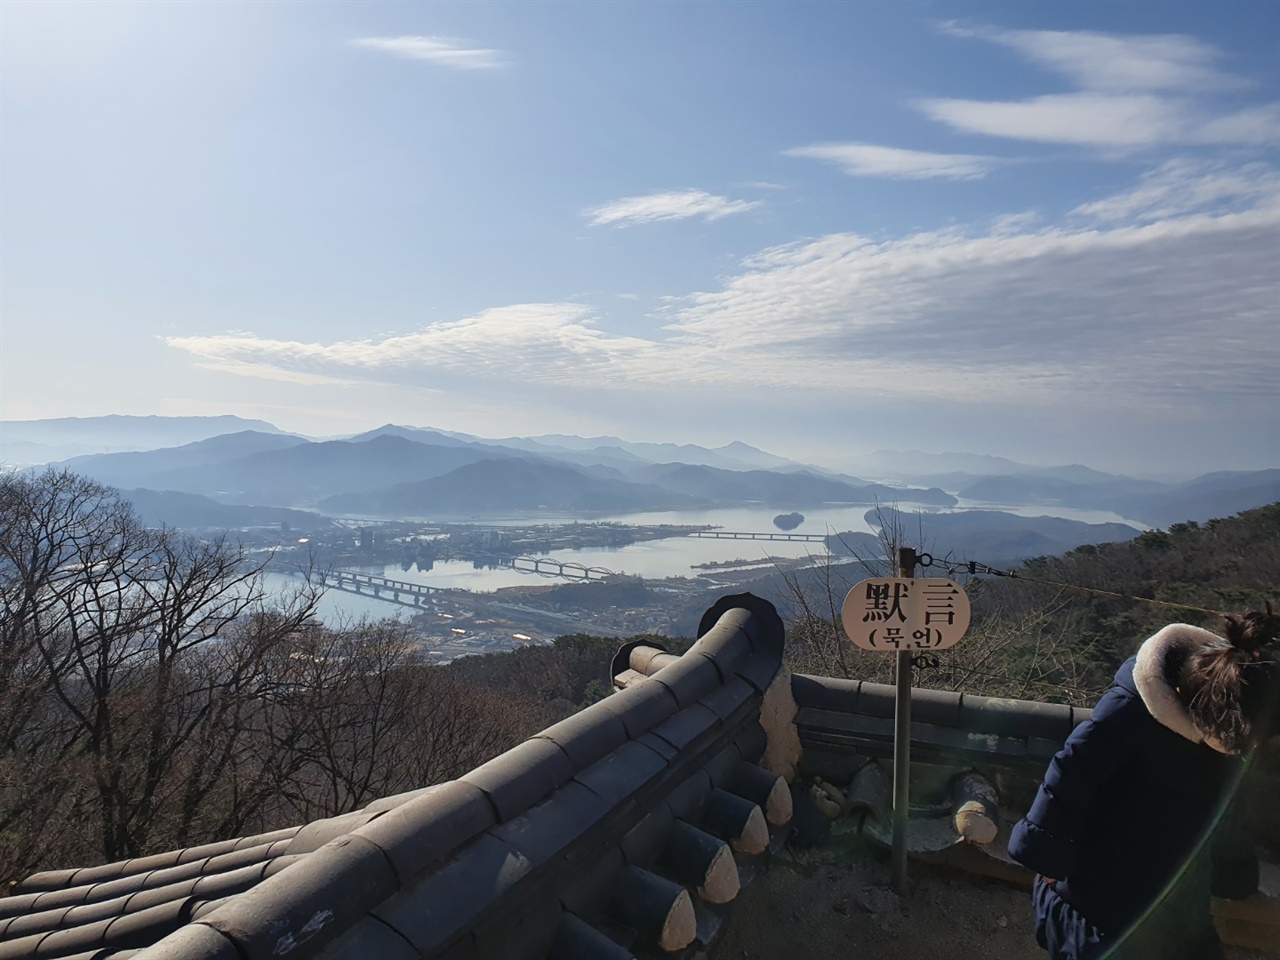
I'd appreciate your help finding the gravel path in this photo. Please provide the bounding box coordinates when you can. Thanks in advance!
[713,844,1274,960]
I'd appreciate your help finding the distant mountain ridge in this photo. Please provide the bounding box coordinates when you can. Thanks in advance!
[488,433,795,471]
[957,469,1279,528]
[49,434,515,506]
[14,416,1276,529]
[120,489,334,531]
[628,462,956,508]
[56,431,310,487]
[828,508,1143,568]
[319,458,703,517]
[1,415,287,466]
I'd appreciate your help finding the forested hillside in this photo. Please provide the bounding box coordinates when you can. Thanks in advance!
[782,503,1280,705]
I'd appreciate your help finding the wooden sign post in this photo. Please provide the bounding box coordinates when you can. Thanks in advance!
[841,548,970,894]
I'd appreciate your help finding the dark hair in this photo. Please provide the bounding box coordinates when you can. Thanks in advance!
[1179,604,1280,754]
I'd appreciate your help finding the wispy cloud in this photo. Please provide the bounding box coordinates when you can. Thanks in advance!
[350,36,505,70]
[167,167,1278,422]
[923,26,1278,149]
[938,23,1245,93]
[662,204,1278,405]
[784,142,1000,180]
[1072,159,1280,223]
[920,93,1278,148]
[166,304,664,387]
[585,190,761,227]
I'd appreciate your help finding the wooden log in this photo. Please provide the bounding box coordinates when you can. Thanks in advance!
[658,821,740,905]
[609,866,696,953]
[951,771,1000,845]
[701,789,769,856]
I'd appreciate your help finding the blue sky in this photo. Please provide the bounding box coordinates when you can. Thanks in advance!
[2,1,1277,476]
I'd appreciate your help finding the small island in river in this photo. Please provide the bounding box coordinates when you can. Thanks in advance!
[772,512,805,531]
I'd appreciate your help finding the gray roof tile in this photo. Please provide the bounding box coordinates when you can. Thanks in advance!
[645,653,721,710]
[10,593,790,960]
[100,898,193,950]
[461,737,576,823]
[352,779,494,885]
[201,835,396,960]
[699,678,756,723]
[549,913,636,960]
[696,595,784,656]
[689,630,753,683]
[232,826,301,850]
[733,721,768,765]
[663,770,714,823]
[175,840,240,865]
[618,808,676,870]
[632,731,678,762]
[14,870,79,895]
[593,678,679,738]
[572,741,668,808]
[314,916,419,960]
[534,707,630,771]
[489,782,611,871]
[123,922,241,960]
[289,811,383,856]
[372,833,531,956]
[0,904,71,942]
[648,704,719,754]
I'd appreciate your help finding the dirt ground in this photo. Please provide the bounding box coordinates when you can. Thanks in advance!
[712,841,1274,960]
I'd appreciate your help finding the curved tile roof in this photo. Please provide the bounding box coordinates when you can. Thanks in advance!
[4,593,789,960]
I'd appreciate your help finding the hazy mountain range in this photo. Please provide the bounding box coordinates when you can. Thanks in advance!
[827,508,1143,567]
[1,415,287,466]
[119,489,334,532]
[3,416,1276,529]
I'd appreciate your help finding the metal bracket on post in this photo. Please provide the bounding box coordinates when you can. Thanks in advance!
[891,546,918,895]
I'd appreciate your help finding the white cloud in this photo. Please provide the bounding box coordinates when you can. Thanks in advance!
[920,93,1278,148]
[938,23,1244,93]
[166,173,1279,420]
[1072,159,1280,223]
[990,211,1040,235]
[585,190,761,227]
[350,36,504,70]
[661,204,1279,407]
[166,304,666,387]
[784,143,1000,180]
[923,26,1278,149]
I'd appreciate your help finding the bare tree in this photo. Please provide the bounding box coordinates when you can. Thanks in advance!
[0,471,319,873]
[1,470,552,883]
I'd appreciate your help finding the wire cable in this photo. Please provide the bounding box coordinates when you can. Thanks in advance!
[923,555,1235,619]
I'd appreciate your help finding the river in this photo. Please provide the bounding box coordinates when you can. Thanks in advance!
[264,500,1145,619]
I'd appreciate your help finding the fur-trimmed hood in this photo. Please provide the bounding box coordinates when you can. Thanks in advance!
[1133,623,1233,754]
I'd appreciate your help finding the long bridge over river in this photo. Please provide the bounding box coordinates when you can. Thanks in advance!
[314,569,442,608]
[313,529,828,606]
[685,530,828,542]
[313,556,617,609]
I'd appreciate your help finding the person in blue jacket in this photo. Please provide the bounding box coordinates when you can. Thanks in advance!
[1009,609,1279,960]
